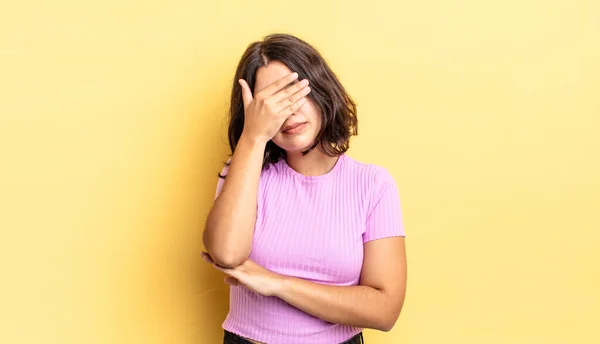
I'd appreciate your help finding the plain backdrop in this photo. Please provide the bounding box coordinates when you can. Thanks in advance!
[1,1,599,343]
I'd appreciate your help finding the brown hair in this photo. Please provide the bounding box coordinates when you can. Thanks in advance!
[222,33,357,175]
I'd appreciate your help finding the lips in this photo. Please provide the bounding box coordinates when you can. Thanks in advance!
[281,122,307,133]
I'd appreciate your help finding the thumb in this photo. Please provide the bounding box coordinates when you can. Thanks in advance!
[238,79,253,110]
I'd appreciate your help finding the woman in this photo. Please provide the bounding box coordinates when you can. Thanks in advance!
[202,33,407,344]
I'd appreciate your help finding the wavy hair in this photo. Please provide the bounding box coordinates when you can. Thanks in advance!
[221,33,358,176]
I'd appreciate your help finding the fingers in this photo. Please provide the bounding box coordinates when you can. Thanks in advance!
[202,252,235,273]
[279,97,308,118]
[255,72,299,99]
[238,79,253,109]
[271,78,310,103]
[212,263,234,274]
[274,82,311,113]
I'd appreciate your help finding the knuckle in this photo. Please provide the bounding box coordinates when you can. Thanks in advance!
[255,92,267,101]
[264,100,276,112]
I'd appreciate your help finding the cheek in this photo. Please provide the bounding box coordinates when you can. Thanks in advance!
[303,102,322,129]
[312,115,323,135]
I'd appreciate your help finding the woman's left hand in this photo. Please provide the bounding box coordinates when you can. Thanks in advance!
[201,252,284,297]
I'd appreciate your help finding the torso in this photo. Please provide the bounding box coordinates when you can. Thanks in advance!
[219,154,403,343]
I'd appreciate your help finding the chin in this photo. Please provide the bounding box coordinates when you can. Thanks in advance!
[273,135,316,153]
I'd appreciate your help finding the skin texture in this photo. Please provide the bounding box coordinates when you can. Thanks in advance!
[202,235,407,331]
[254,61,339,177]
[203,60,407,341]
[203,67,311,268]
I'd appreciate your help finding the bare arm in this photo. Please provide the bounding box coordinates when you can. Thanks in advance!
[274,237,407,331]
[203,136,266,268]
[203,72,311,268]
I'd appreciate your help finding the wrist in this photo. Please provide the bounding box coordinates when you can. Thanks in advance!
[239,133,268,148]
[272,273,290,297]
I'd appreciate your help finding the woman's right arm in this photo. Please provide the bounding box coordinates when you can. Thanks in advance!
[203,72,311,268]
[203,135,266,268]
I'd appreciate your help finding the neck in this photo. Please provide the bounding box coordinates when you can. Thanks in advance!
[285,149,340,176]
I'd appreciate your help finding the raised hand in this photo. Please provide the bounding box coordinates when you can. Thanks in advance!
[239,72,311,144]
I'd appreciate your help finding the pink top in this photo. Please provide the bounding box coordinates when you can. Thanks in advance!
[214,153,405,344]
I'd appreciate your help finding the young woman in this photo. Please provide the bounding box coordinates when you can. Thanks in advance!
[202,33,407,344]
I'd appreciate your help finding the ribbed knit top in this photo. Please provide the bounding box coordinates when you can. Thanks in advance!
[213,153,405,344]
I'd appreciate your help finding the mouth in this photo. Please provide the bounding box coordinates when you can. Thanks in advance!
[282,122,307,135]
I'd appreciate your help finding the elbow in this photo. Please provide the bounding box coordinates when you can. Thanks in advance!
[203,232,250,269]
[379,318,397,332]
[203,234,250,268]
[203,216,253,268]
[377,313,400,332]
[203,240,250,268]
[375,301,404,332]
[209,250,248,268]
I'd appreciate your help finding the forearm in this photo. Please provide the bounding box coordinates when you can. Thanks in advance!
[203,135,266,267]
[275,276,400,332]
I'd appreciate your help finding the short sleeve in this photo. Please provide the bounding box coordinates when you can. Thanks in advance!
[214,159,231,201]
[363,170,406,243]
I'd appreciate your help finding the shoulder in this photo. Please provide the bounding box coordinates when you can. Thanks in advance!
[342,155,400,212]
[343,154,397,188]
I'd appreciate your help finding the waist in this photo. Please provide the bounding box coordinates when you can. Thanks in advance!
[224,330,364,344]
[225,288,362,342]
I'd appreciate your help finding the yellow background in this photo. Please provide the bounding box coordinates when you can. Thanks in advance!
[1,1,599,343]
